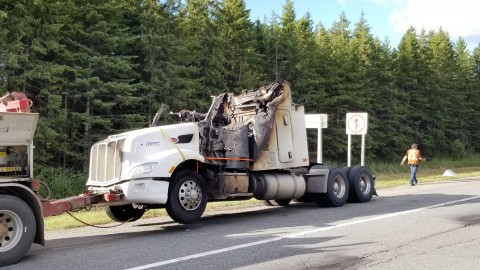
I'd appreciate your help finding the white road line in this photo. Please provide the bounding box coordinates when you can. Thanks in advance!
[125,195,480,270]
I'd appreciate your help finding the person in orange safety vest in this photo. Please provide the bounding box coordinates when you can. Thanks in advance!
[400,144,425,186]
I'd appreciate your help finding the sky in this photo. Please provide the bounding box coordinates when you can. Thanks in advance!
[244,0,480,51]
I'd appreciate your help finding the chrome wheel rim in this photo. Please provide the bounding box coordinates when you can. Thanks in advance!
[0,210,22,252]
[178,180,202,211]
[333,175,346,198]
[359,173,372,195]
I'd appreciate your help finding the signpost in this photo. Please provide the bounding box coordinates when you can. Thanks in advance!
[346,112,368,166]
[304,114,328,163]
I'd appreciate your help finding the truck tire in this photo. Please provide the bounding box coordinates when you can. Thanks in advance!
[0,195,36,267]
[348,166,374,203]
[166,170,207,224]
[105,204,145,223]
[344,166,355,203]
[313,168,349,207]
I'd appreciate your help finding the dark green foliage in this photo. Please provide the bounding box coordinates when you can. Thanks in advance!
[218,0,259,91]
[175,0,227,111]
[1,0,479,178]
[135,0,183,124]
[36,166,87,199]
[0,0,72,166]
[61,0,143,168]
[449,139,467,160]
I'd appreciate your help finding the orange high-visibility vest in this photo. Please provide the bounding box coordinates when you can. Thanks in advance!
[406,149,421,165]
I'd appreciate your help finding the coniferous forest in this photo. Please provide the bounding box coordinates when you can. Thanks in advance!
[1,0,480,171]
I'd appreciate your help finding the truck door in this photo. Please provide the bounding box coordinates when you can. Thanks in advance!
[275,110,294,163]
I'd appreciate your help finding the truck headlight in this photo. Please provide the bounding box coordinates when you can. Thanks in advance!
[129,162,157,177]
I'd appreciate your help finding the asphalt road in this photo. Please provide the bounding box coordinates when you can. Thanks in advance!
[4,178,480,270]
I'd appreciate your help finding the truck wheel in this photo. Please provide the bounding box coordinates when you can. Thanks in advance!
[348,166,374,203]
[105,204,145,223]
[313,168,349,207]
[344,166,355,203]
[0,195,36,267]
[166,170,207,224]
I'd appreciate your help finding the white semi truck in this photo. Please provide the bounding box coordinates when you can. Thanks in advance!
[86,81,375,224]
[0,81,375,266]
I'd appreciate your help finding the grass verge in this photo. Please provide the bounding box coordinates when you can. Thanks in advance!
[374,166,480,188]
[44,198,263,231]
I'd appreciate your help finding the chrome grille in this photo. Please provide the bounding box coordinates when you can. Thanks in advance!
[89,139,124,182]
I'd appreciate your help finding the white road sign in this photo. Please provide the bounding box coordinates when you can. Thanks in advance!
[304,114,327,129]
[304,114,328,163]
[346,112,368,135]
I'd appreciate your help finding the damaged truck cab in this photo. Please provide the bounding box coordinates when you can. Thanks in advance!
[86,81,375,224]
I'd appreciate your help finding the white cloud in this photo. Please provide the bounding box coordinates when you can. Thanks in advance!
[336,0,347,6]
[389,0,480,40]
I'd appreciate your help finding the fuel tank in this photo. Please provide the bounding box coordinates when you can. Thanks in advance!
[249,172,306,200]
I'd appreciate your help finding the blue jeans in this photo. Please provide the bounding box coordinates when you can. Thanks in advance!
[409,165,418,184]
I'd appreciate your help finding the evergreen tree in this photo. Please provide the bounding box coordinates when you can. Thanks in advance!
[452,38,474,154]
[312,23,334,112]
[60,0,142,168]
[276,0,298,82]
[394,27,427,148]
[423,29,458,155]
[135,0,182,123]
[294,13,324,103]
[256,14,281,83]
[251,18,271,85]
[0,0,72,167]
[348,14,375,111]
[320,13,353,161]
[467,44,480,151]
[362,36,399,160]
[177,0,226,112]
[218,0,258,91]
